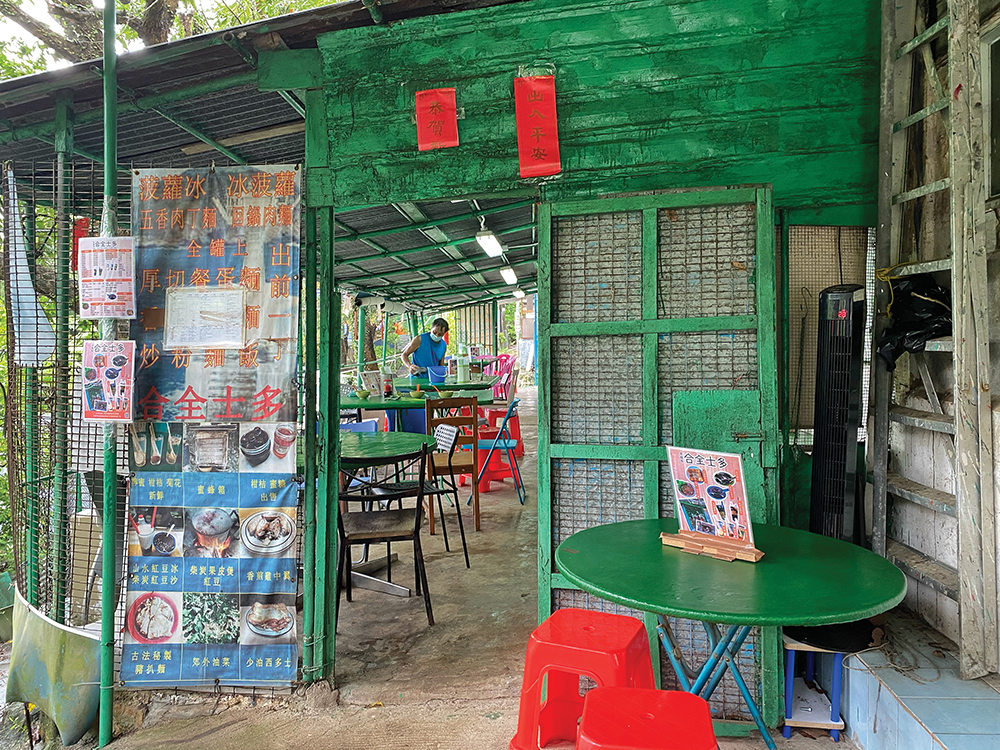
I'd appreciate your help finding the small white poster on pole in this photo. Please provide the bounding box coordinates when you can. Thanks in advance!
[78,237,136,319]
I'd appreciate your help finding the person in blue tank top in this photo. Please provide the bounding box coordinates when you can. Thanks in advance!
[401,318,449,374]
[392,318,450,433]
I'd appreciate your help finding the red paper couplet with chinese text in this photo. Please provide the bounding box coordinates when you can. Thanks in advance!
[514,75,561,178]
[415,88,459,151]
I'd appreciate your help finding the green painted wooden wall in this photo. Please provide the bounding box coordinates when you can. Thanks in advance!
[315,0,879,217]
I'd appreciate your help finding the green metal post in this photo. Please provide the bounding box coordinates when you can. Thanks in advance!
[98,0,119,744]
[315,206,338,680]
[23,203,39,607]
[380,311,389,373]
[356,305,366,386]
[50,92,73,624]
[492,301,499,355]
[536,203,552,624]
[302,207,318,679]
[780,211,791,452]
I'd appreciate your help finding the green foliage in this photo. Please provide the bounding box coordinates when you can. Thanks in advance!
[0,39,50,80]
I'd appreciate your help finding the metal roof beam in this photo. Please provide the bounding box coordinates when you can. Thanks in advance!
[0,71,257,148]
[337,221,535,273]
[349,198,534,241]
[93,68,249,165]
[379,258,538,296]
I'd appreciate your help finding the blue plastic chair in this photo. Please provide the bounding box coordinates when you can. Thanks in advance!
[474,397,524,504]
[339,419,378,434]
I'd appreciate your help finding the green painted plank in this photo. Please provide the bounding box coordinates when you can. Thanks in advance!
[550,444,667,461]
[258,49,323,90]
[549,573,580,591]
[537,202,553,623]
[754,188,781,727]
[315,0,879,210]
[550,316,757,337]
[755,189,780,480]
[783,204,877,226]
[553,190,759,216]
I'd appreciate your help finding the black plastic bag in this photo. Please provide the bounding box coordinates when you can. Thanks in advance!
[875,273,951,370]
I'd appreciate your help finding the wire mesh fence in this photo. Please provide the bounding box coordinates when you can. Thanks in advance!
[3,160,131,638]
[3,160,308,688]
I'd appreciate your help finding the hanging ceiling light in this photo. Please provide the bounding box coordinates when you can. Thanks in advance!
[476,230,504,258]
[512,288,526,298]
[476,215,504,258]
[500,267,518,285]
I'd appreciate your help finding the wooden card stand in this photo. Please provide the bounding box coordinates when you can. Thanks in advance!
[660,530,764,563]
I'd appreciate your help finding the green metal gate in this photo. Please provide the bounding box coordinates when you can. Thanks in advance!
[536,187,781,724]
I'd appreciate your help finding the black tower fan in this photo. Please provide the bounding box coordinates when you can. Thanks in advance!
[809,284,866,542]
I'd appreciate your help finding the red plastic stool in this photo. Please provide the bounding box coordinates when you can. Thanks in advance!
[510,608,655,750]
[577,688,717,750]
[487,408,524,457]
[474,428,513,492]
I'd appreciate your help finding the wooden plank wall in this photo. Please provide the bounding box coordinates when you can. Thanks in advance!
[314,0,880,213]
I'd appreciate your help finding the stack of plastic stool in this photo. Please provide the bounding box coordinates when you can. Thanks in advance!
[475,428,514,492]
[510,608,655,750]
[577,687,717,750]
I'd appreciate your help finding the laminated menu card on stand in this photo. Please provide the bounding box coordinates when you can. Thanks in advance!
[660,446,764,562]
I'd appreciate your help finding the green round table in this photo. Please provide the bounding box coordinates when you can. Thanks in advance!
[555,518,906,749]
[338,432,436,467]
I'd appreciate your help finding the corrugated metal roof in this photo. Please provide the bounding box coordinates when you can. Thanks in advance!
[0,0,535,308]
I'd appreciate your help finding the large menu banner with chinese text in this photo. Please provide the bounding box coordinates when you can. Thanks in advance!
[122,166,300,687]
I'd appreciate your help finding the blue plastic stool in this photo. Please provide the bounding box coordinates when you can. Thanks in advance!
[782,635,845,741]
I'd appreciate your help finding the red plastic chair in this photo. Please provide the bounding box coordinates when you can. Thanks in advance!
[576,687,717,750]
[510,608,655,750]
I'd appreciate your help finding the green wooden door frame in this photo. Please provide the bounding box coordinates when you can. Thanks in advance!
[537,187,781,730]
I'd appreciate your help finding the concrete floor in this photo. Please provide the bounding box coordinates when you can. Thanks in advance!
[107,387,853,750]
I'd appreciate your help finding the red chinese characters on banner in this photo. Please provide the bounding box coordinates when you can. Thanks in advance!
[415,88,459,151]
[513,75,561,178]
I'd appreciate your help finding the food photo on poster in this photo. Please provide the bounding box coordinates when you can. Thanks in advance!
[81,340,136,422]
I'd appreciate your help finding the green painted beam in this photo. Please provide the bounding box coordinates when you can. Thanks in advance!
[223,35,306,118]
[551,189,759,216]
[150,107,247,164]
[550,444,667,461]
[550,316,756,337]
[258,49,324,90]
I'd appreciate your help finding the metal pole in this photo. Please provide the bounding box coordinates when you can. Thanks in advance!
[380,311,389,373]
[302,207,318,679]
[492,301,499,356]
[22,201,39,607]
[356,305,366,386]
[51,93,73,624]
[98,0,119,744]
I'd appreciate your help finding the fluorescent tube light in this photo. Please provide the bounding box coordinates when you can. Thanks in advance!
[512,289,526,299]
[500,267,518,285]
[476,230,505,258]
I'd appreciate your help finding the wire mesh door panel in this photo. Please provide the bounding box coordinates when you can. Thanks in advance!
[539,189,778,721]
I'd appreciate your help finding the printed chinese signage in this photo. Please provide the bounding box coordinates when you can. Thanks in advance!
[667,446,755,547]
[513,75,560,178]
[78,236,136,319]
[123,166,300,687]
[415,88,459,151]
[81,340,135,422]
